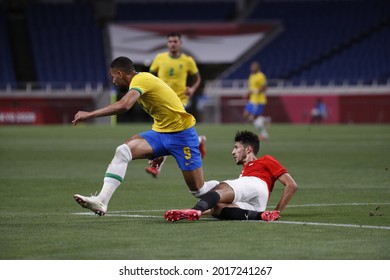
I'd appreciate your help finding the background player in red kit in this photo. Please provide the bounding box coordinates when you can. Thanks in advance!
[165,130,298,222]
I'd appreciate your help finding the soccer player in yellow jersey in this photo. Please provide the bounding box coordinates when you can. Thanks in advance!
[243,61,270,140]
[72,57,216,216]
[150,32,200,107]
[146,32,206,178]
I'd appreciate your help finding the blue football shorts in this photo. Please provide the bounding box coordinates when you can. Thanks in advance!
[140,127,202,171]
[244,102,265,116]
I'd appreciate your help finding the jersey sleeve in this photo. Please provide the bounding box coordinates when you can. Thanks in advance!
[187,56,199,76]
[149,54,160,73]
[264,155,288,179]
[129,74,147,95]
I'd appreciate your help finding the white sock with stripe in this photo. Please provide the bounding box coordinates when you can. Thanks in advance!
[98,144,132,205]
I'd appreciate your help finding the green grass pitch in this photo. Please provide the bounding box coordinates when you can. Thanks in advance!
[0,123,389,260]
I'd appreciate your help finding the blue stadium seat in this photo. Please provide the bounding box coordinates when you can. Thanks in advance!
[295,27,390,84]
[27,3,107,88]
[225,0,390,85]
[116,1,236,22]
[0,7,16,89]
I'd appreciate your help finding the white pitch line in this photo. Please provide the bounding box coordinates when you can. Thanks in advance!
[73,202,389,215]
[72,202,389,230]
[275,221,390,230]
[73,212,390,230]
[72,214,390,230]
[275,202,390,208]
[72,212,217,220]
[105,209,166,213]
[109,214,161,219]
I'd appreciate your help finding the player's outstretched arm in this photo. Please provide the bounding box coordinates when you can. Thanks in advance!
[274,173,298,211]
[72,90,140,125]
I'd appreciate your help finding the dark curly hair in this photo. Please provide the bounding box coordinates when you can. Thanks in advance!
[234,130,260,155]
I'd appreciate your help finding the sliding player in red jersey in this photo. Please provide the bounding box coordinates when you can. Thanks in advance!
[165,130,298,222]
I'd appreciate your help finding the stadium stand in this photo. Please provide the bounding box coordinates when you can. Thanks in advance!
[0,0,388,88]
[3,0,387,88]
[223,0,390,85]
[1,0,389,125]
[115,0,236,22]
[26,2,108,88]
[293,25,390,85]
[0,6,16,89]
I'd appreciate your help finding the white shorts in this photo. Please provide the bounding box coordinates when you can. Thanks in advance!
[223,176,269,212]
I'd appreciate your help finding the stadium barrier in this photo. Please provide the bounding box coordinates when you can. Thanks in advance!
[0,84,107,125]
[1,82,390,125]
[202,82,390,124]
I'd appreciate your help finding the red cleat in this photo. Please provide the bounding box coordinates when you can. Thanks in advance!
[259,134,269,141]
[145,166,159,178]
[199,135,206,159]
[149,157,165,168]
[164,209,201,222]
[260,210,280,221]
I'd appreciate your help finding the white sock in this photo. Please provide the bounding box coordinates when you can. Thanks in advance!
[156,156,167,172]
[98,144,132,205]
[190,180,220,198]
[98,177,119,205]
[253,116,265,131]
[260,128,269,139]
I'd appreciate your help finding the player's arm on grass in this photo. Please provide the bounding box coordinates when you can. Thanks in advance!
[72,89,140,125]
[274,173,298,212]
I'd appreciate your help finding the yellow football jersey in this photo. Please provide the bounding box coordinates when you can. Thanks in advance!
[150,52,199,106]
[129,72,196,133]
[248,72,267,104]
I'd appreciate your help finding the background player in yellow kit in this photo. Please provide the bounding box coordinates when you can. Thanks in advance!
[243,61,270,140]
[146,32,206,178]
[150,32,200,108]
[72,57,214,216]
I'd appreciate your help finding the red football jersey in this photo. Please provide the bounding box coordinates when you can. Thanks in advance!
[240,155,288,192]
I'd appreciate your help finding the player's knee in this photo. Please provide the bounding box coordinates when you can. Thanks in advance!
[191,188,205,198]
[253,116,264,129]
[190,180,220,198]
[113,144,132,163]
